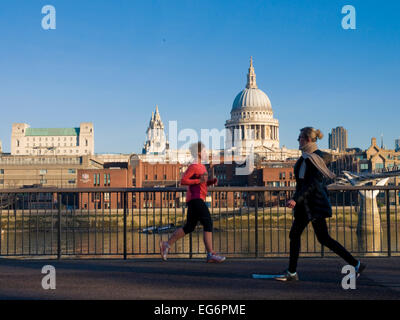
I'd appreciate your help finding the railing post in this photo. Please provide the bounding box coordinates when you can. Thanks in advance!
[188,196,192,259]
[123,191,127,260]
[57,193,62,260]
[386,190,391,257]
[255,192,258,258]
[189,232,193,259]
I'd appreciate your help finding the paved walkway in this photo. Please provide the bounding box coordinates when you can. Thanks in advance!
[0,257,399,300]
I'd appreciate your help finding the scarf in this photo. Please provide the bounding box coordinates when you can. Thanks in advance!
[299,142,336,180]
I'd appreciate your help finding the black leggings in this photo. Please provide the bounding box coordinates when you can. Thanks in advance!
[288,215,358,273]
[183,199,213,234]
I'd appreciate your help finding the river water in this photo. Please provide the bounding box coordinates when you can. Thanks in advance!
[1,225,398,257]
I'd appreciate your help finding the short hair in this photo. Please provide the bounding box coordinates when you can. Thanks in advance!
[189,142,206,159]
[300,127,323,142]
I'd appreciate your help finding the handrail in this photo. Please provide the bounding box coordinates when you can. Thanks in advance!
[0,185,399,193]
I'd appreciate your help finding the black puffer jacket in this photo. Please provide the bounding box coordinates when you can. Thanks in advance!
[292,149,333,220]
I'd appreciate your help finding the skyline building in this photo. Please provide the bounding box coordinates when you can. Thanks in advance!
[142,105,169,155]
[225,57,280,156]
[329,126,348,151]
[11,122,94,156]
[395,138,400,152]
[138,57,301,163]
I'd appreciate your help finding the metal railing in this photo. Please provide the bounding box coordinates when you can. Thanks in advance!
[0,186,399,259]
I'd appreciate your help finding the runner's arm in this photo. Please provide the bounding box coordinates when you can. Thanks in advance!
[180,165,201,185]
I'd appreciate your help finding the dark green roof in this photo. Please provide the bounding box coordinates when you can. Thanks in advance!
[25,128,80,136]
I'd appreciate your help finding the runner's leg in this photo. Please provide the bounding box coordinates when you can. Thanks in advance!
[288,215,309,273]
[197,200,214,253]
[312,218,358,267]
[167,200,198,246]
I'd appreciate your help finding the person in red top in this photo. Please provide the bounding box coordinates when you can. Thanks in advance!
[160,142,226,263]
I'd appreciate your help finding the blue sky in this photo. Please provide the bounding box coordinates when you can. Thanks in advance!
[0,0,399,153]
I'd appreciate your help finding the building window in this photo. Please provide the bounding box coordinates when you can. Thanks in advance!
[0,169,4,174]
[68,169,76,174]
[68,180,75,184]
[154,174,157,180]
[104,174,110,186]
[375,163,384,170]
[145,174,148,180]
[164,174,167,180]
[39,169,47,175]
[94,173,100,186]
[91,193,101,202]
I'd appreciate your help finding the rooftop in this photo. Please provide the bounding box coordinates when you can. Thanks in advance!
[25,128,80,136]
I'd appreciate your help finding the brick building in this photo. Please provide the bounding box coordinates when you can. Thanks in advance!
[77,160,185,209]
[76,156,300,210]
[77,162,133,209]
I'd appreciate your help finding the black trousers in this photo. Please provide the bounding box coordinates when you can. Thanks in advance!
[288,214,358,273]
[183,199,213,234]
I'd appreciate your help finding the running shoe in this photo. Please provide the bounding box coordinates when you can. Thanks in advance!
[159,241,170,261]
[275,270,299,282]
[206,252,226,263]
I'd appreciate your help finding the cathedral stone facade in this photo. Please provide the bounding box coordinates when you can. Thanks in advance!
[225,57,280,156]
[141,58,301,163]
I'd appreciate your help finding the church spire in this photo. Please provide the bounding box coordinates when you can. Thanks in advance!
[246,56,257,89]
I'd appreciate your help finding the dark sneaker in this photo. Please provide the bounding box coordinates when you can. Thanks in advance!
[355,262,366,278]
[206,252,226,263]
[275,270,299,282]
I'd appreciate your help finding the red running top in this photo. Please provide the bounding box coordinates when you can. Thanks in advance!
[180,163,218,202]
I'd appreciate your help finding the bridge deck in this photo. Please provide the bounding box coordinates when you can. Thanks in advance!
[0,257,399,300]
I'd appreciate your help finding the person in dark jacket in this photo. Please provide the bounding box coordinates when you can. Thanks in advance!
[276,127,365,281]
